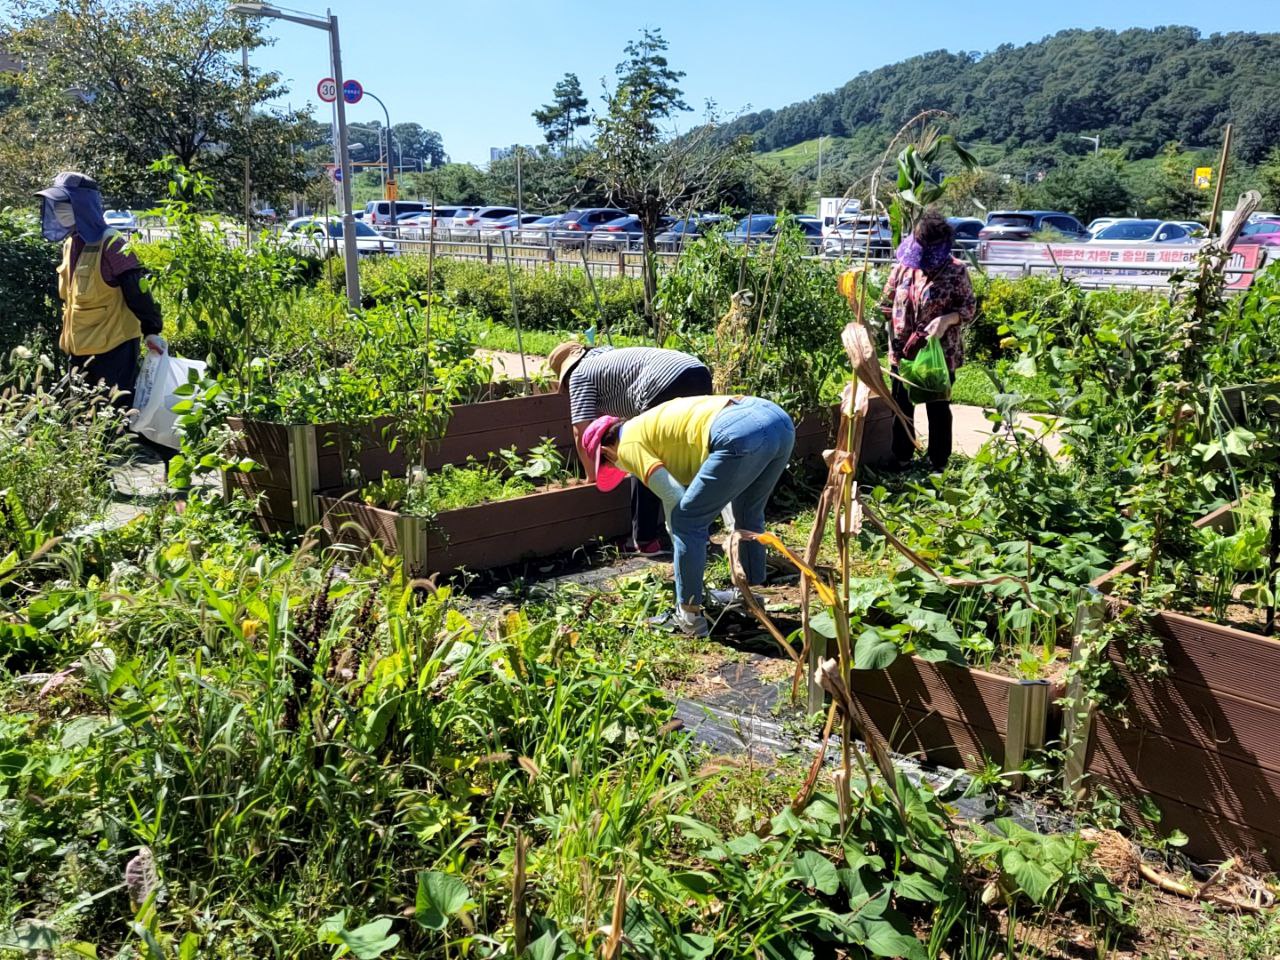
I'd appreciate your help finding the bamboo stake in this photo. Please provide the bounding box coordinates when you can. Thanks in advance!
[1207,124,1233,237]
[577,242,614,345]
[499,231,531,393]
[512,829,529,955]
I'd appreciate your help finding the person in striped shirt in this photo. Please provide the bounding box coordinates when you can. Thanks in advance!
[549,341,712,554]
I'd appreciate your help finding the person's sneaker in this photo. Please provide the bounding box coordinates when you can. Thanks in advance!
[647,607,709,637]
[707,586,746,608]
[620,538,671,557]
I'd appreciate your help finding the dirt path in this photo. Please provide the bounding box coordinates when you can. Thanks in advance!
[477,349,550,380]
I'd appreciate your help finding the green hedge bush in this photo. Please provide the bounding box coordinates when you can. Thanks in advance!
[969,273,1164,362]
[0,210,60,355]
[351,254,647,335]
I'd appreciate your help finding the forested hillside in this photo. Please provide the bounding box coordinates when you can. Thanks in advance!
[719,27,1280,164]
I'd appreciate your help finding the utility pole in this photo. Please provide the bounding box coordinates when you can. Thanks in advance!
[241,31,251,247]
[365,90,396,219]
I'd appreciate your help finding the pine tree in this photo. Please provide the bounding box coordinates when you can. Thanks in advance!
[532,73,589,148]
[614,28,688,137]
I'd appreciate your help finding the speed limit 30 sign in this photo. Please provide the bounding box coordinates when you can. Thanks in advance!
[317,77,337,102]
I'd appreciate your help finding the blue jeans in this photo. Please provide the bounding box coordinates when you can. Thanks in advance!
[670,398,796,607]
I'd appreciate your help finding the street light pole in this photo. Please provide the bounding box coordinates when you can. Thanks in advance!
[364,90,395,221]
[229,3,360,309]
[327,14,360,308]
[1080,134,1100,156]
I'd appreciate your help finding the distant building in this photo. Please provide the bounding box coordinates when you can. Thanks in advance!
[489,144,535,163]
[0,45,20,74]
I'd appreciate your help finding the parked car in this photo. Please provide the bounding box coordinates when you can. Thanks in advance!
[398,206,474,239]
[515,214,564,246]
[364,199,430,227]
[451,206,519,238]
[1087,220,1198,244]
[654,214,730,251]
[948,217,984,252]
[1176,221,1208,237]
[822,215,892,258]
[103,209,139,233]
[480,213,549,242]
[281,217,398,257]
[252,207,278,225]
[1231,218,1280,249]
[979,211,1089,242]
[588,215,677,251]
[551,208,629,247]
[1086,217,1125,236]
[729,215,823,246]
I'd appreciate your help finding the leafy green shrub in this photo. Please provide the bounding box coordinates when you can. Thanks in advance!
[970,273,1163,363]
[361,439,573,516]
[0,351,127,558]
[0,209,59,356]
[656,220,851,415]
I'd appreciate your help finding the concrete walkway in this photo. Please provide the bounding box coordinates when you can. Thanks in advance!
[929,404,1063,459]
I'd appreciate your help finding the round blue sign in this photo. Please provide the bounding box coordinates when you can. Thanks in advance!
[342,79,363,104]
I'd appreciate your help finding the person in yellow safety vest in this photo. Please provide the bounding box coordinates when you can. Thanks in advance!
[36,172,164,407]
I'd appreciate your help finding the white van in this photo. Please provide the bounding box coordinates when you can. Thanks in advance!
[364,199,430,227]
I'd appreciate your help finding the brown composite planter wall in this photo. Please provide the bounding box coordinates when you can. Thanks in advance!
[853,657,1058,779]
[225,390,574,532]
[791,396,895,467]
[1085,503,1280,870]
[316,482,630,578]
[227,392,895,531]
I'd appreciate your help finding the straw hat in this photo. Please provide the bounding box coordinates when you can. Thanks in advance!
[548,341,587,387]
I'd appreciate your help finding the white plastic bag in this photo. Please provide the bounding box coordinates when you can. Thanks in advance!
[131,349,206,449]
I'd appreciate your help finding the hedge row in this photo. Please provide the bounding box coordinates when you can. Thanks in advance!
[351,254,647,335]
[0,211,60,356]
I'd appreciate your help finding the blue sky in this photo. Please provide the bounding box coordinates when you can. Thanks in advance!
[246,0,1279,164]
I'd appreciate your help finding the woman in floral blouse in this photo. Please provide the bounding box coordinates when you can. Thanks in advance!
[876,210,976,472]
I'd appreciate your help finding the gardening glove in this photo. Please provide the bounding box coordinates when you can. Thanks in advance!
[144,334,167,355]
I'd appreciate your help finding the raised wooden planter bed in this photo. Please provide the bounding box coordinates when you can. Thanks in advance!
[791,396,895,466]
[227,390,896,532]
[853,657,1057,780]
[316,482,630,578]
[1083,503,1280,870]
[224,389,573,532]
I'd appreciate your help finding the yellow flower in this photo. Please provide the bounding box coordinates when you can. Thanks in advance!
[241,618,262,639]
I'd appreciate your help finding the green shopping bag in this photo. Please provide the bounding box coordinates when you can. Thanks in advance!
[899,336,951,404]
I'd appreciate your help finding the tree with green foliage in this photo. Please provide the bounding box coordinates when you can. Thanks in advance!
[588,82,749,326]
[392,122,447,169]
[1130,143,1203,220]
[712,27,1280,173]
[3,0,311,210]
[531,73,589,149]
[1032,155,1134,224]
[1259,147,1280,210]
[614,28,688,138]
[485,145,608,211]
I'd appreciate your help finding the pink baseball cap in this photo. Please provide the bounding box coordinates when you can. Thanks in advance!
[581,416,629,492]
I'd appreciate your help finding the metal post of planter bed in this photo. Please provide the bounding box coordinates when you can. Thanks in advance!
[1063,589,1106,801]
[1004,680,1050,789]
[806,632,828,714]
[287,424,320,529]
[395,513,427,580]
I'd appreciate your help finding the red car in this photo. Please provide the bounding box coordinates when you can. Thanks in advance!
[1232,218,1280,248]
